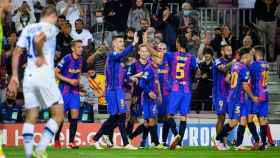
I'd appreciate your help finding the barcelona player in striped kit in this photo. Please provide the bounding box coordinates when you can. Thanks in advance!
[215,53,258,150]
[249,46,270,150]
[165,35,198,149]
[92,34,139,150]
[54,40,83,149]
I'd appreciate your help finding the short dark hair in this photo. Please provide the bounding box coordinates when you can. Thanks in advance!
[253,45,265,56]
[75,18,83,24]
[112,35,124,41]
[41,6,57,18]
[58,15,66,20]
[176,34,188,50]
[127,27,136,33]
[203,47,214,56]
[239,47,251,57]
[71,40,83,48]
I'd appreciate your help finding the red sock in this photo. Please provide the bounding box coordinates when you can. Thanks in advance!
[266,125,273,145]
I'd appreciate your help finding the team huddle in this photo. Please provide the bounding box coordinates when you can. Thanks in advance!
[1,4,272,158]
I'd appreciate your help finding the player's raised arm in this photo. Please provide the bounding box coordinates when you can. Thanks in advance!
[143,32,162,59]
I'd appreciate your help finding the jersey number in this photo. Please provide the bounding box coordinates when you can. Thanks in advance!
[231,71,238,89]
[27,36,38,58]
[176,63,185,79]
[261,71,269,87]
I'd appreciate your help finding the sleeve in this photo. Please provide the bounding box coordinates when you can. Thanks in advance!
[56,56,69,72]
[16,27,28,48]
[241,67,249,83]
[109,44,134,61]
[191,55,198,71]
[42,24,59,40]
[165,51,173,63]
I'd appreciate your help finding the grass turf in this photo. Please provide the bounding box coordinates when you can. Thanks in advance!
[4,147,280,158]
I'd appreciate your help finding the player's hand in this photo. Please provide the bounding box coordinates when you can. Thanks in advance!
[149,92,157,100]
[69,79,79,86]
[133,32,139,46]
[202,73,207,79]
[252,96,259,103]
[7,76,19,100]
[35,57,47,67]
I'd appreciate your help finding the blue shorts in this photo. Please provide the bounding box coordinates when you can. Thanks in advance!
[253,101,268,117]
[213,96,228,116]
[63,93,80,112]
[106,89,127,115]
[168,90,191,116]
[143,95,157,120]
[158,95,169,117]
[228,101,248,120]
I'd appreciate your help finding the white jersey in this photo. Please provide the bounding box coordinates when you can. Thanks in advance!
[17,22,63,109]
[16,22,59,73]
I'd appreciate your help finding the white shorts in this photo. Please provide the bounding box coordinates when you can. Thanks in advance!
[23,65,63,110]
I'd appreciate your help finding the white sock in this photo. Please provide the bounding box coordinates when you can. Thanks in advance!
[36,119,58,154]
[22,123,34,158]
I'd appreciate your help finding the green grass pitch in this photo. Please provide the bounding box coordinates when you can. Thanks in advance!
[4,147,280,158]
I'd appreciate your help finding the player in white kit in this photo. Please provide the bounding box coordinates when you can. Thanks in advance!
[7,6,64,158]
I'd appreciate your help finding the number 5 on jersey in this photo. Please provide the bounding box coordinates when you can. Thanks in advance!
[176,63,185,79]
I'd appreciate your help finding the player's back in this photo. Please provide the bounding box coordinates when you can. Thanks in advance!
[250,60,269,102]
[168,51,197,92]
[212,58,230,98]
[228,62,249,103]
[17,22,58,73]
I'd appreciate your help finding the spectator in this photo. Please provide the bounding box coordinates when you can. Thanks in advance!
[193,47,214,112]
[91,9,105,47]
[71,19,93,47]
[154,7,179,51]
[127,0,150,31]
[12,1,36,34]
[33,0,44,22]
[87,44,108,76]
[125,27,136,46]
[211,25,237,57]
[197,31,212,62]
[254,0,277,61]
[12,0,34,14]
[56,21,73,63]
[136,18,150,44]
[57,0,84,28]
[56,15,66,30]
[103,0,131,32]
[178,2,199,33]
[242,35,253,49]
